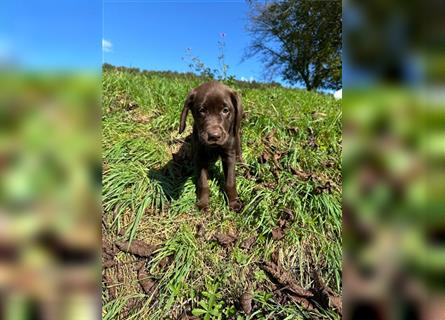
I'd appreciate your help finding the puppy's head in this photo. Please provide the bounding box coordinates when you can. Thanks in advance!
[179,81,242,147]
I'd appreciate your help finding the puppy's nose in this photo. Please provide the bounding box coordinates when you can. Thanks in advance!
[207,129,222,142]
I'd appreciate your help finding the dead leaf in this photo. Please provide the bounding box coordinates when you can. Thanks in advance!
[179,315,199,320]
[103,273,117,299]
[121,297,143,318]
[311,111,326,120]
[262,181,277,189]
[271,227,285,240]
[242,169,253,179]
[124,101,139,111]
[263,129,280,150]
[286,127,299,135]
[116,267,124,283]
[307,130,318,149]
[278,219,287,229]
[196,223,205,238]
[329,295,342,314]
[103,259,116,269]
[138,264,157,295]
[271,154,282,170]
[288,294,315,310]
[322,159,335,168]
[158,255,174,270]
[103,240,117,256]
[240,290,253,314]
[132,112,150,123]
[258,152,270,164]
[261,261,313,298]
[282,208,294,221]
[240,236,257,250]
[271,251,280,265]
[265,128,277,140]
[311,270,342,314]
[115,240,159,257]
[290,168,311,181]
[273,289,286,304]
[214,232,238,247]
[313,181,333,194]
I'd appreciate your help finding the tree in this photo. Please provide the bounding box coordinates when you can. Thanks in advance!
[245,0,342,91]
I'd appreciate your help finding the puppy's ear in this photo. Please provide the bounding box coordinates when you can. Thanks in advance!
[179,89,195,134]
[230,90,243,162]
[230,90,243,137]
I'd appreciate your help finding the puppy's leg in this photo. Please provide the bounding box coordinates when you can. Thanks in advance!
[222,155,243,212]
[196,162,210,211]
[235,133,242,163]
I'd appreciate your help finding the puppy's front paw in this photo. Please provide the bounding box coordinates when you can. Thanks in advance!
[197,200,209,212]
[229,198,244,213]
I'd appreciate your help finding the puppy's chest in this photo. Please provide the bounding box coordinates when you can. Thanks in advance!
[191,138,232,162]
[192,142,223,161]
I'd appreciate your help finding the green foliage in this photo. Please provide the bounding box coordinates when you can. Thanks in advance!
[182,33,231,81]
[191,280,230,320]
[246,0,342,91]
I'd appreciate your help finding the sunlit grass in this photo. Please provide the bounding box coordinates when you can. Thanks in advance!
[102,67,342,319]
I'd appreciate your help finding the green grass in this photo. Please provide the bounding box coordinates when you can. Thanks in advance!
[102,66,342,319]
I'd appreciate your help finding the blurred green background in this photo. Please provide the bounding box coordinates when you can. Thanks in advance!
[343,0,445,318]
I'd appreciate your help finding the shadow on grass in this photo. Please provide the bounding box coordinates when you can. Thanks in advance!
[148,135,194,201]
[148,134,227,203]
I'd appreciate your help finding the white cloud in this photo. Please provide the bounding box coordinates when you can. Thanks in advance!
[240,76,255,83]
[102,39,112,53]
[333,89,342,100]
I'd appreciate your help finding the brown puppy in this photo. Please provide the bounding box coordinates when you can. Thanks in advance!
[179,81,243,212]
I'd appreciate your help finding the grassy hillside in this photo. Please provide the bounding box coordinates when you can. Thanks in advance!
[102,66,342,319]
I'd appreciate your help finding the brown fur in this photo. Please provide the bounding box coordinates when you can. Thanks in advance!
[179,81,243,211]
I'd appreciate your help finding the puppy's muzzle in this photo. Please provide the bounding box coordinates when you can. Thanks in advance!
[207,129,221,142]
[204,127,226,145]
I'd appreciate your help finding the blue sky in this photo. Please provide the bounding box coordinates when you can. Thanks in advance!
[0,0,284,84]
[0,0,101,70]
[0,0,346,91]
[103,0,268,83]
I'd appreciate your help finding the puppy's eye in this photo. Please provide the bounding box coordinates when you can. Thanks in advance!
[199,108,206,115]
[222,107,229,114]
